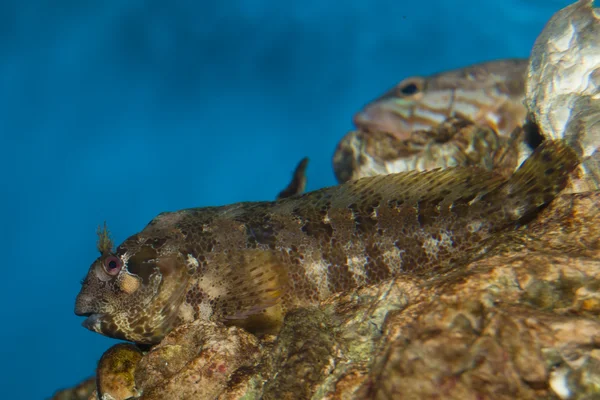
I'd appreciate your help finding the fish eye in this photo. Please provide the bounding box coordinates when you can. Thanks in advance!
[103,255,122,276]
[398,81,420,95]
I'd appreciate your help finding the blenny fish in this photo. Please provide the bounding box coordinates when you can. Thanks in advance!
[334,59,533,183]
[75,140,578,344]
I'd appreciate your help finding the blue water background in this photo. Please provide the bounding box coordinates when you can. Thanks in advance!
[0,1,576,398]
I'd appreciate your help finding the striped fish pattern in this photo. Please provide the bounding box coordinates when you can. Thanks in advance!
[334,59,533,183]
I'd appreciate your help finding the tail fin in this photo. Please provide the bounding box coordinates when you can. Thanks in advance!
[490,140,580,223]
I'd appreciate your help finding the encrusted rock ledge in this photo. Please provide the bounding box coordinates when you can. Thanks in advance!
[52,191,600,400]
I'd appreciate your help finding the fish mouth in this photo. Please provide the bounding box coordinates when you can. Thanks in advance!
[353,105,414,140]
[74,308,91,317]
[77,312,105,332]
[74,293,98,318]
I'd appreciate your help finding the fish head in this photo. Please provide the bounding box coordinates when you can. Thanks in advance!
[353,76,441,139]
[353,60,529,140]
[75,225,190,344]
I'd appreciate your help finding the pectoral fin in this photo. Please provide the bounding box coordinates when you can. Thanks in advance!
[207,249,288,326]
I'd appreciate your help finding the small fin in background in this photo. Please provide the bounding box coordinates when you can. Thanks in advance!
[212,249,288,321]
[277,157,309,200]
[489,139,580,222]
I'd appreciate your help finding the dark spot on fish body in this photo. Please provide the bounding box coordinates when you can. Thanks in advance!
[300,219,334,240]
[126,246,158,284]
[316,210,329,225]
[244,214,280,249]
[310,229,347,289]
[363,243,391,282]
[365,201,379,216]
[438,189,452,199]
[146,236,167,249]
[541,150,553,163]
[417,198,450,225]
[387,199,404,209]
[526,186,540,197]
[329,237,338,248]
[413,252,432,270]
[326,262,356,293]
[392,236,427,274]
[353,212,378,235]
[416,201,427,226]
[185,285,206,315]
[105,321,119,337]
[346,202,379,234]
[362,187,376,197]
[291,206,303,217]
[245,227,258,248]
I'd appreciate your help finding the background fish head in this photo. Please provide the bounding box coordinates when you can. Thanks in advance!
[353,76,435,139]
[353,59,529,140]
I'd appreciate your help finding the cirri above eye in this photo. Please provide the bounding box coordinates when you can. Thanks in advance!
[103,255,122,276]
[399,82,419,95]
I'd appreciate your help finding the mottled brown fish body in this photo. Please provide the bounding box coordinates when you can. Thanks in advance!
[75,140,578,344]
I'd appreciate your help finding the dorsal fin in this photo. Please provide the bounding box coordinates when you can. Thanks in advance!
[330,166,507,208]
[277,157,309,200]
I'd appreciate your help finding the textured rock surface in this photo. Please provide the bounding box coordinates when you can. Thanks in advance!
[95,343,143,400]
[526,0,600,192]
[52,191,600,399]
[135,322,262,399]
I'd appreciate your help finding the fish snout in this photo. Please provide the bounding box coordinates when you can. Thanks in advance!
[353,102,414,140]
[74,292,97,316]
[75,293,107,334]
